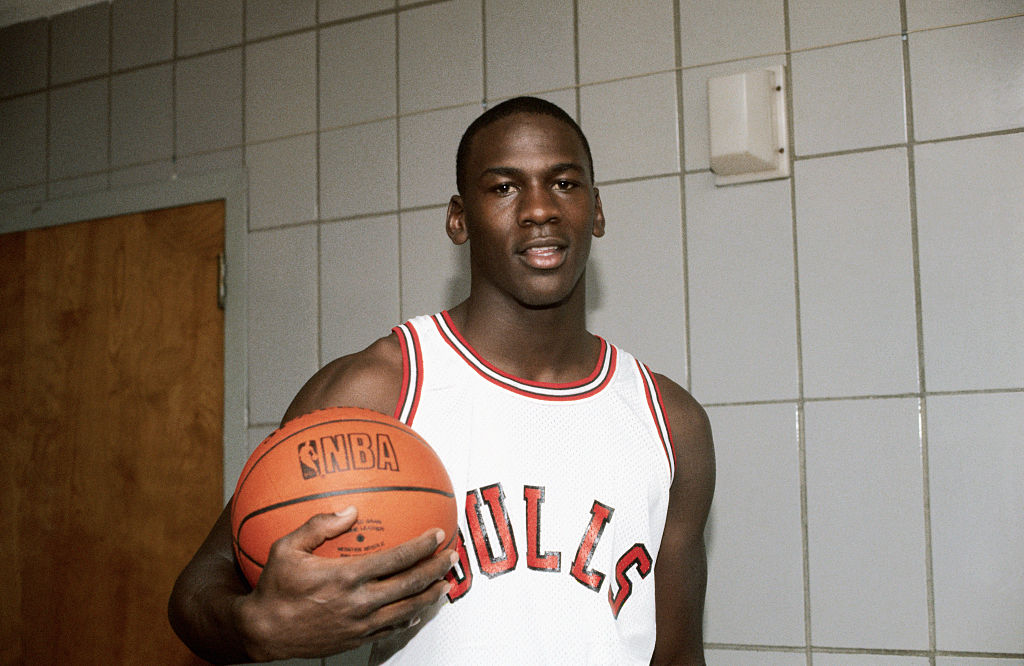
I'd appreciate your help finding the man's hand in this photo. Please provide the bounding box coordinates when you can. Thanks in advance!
[233,507,456,662]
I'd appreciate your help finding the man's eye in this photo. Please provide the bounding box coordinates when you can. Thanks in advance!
[555,180,577,190]
[494,183,514,194]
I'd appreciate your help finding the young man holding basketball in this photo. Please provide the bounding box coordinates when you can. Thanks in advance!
[169,97,715,664]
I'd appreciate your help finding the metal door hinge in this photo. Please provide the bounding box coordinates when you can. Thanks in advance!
[217,252,226,310]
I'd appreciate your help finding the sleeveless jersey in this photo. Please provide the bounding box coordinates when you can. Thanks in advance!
[374,311,676,665]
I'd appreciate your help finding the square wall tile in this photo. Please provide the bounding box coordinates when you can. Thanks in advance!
[795,149,918,398]
[176,49,244,156]
[399,206,470,320]
[580,72,679,183]
[177,0,243,56]
[245,0,315,40]
[399,103,481,209]
[320,216,401,362]
[906,0,1024,30]
[0,19,47,97]
[586,177,686,383]
[485,0,575,100]
[686,173,798,404]
[679,0,785,67]
[916,133,1024,392]
[320,119,398,219]
[578,0,675,83]
[707,650,806,666]
[0,94,47,190]
[791,37,906,156]
[247,226,320,424]
[245,32,317,142]
[111,65,174,168]
[247,134,318,229]
[681,56,784,172]
[49,79,109,180]
[51,3,109,85]
[320,0,393,22]
[112,0,174,70]
[814,656,931,666]
[909,17,1024,141]
[320,15,396,129]
[928,393,1024,653]
[805,399,928,649]
[398,0,482,113]
[704,403,805,646]
[788,0,901,50]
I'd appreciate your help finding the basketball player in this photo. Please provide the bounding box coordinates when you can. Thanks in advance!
[169,97,715,664]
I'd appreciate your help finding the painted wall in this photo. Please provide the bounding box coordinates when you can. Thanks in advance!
[1,1,1022,664]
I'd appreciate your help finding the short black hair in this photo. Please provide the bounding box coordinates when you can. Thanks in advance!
[455,96,594,195]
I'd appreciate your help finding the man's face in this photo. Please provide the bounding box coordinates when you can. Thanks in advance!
[447,112,605,309]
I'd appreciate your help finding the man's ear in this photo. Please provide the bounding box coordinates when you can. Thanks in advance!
[446,195,469,245]
[592,187,606,238]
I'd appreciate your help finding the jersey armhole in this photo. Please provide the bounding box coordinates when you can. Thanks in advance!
[636,361,676,480]
[392,322,423,425]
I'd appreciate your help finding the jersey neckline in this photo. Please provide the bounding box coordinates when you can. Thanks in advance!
[430,310,617,401]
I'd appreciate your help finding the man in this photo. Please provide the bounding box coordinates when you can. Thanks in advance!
[169,96,715,664]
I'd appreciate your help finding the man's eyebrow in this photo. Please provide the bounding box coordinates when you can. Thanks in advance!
[480,162,585,179]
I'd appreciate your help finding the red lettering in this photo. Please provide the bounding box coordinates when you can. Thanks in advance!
[608,544,652,617]
[524,485,560,571]
[571,501,613,591]
[444,529,473,602]
[465,483,518,578]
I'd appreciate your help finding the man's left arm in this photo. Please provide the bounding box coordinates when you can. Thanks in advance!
[650,374,716,665]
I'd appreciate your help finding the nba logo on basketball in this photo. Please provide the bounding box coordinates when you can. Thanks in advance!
[297,433,401,480]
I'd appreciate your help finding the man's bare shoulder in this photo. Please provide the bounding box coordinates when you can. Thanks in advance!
[282,333,405,423]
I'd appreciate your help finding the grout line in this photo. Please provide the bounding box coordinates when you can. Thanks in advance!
[315,0,323,370]
[394,0,404,321]
[779,2,813,662]
[670,0,692,393]
[571,0,581,122]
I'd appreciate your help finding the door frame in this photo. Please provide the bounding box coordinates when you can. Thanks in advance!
[1,169,248,501]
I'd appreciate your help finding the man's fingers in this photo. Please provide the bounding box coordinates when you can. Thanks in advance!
[272,507,358,555]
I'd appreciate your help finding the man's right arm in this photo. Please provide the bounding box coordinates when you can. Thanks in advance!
[167,336,457,663]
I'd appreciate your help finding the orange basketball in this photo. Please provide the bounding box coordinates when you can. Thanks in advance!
[231,406,457,587]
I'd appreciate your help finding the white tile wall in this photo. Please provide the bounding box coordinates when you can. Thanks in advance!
[788,0,901,49]
[791,36,906,155]
[320,216,402,363]
[909,17,1024,141]
[2,2,1023,663]
[679,0,786,67]
[578,0,675,83]
[398,0,482,113]
[484,0,575,100]
[795,149,918,397]
[704,403,805,646]
[916,133,1024,392]
[247,226,320,424]
[805,399,929,649]
[245,32,317,143]
[686,173,798,404]
[580,72,680,182]
[586,177,686,382]
[319,15,396,128]
[928,393,1024,654]
[319,119,398,219]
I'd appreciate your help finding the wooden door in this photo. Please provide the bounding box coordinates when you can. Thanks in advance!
[0,202,225,665]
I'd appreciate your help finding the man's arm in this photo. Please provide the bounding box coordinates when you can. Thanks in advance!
[650,374,716,665]
[167,335,457,663]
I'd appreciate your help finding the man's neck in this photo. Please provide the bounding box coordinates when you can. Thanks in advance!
[447,294,599,385]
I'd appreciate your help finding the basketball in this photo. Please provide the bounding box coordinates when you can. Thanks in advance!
[230,406,457,587]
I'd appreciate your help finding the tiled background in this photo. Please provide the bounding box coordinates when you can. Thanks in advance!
[1,1,1022,664]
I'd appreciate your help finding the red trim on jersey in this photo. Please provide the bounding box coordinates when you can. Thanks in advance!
[432,310,616,401]
[637,361,676,480]
[391,323,423,425]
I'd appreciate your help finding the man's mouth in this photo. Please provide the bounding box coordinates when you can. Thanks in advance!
[520,243,567,269]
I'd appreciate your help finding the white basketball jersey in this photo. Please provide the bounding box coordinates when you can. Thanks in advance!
[375,312,676,665]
